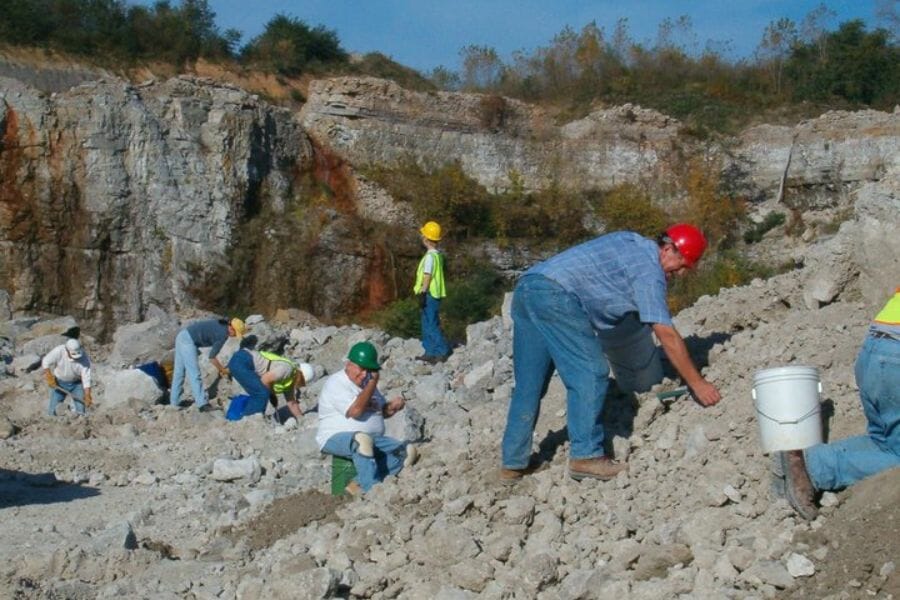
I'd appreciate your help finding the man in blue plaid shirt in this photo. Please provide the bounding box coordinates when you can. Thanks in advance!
[501,224,722,483]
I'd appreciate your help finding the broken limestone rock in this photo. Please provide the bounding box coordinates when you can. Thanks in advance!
[211,457,262,483]
[99,368,164,409]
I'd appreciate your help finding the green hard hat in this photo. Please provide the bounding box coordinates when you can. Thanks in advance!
[347,341,381,371]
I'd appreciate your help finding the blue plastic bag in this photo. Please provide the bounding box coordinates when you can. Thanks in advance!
[226,349,271,421]
[135,361,168,390]
[226,395,250,421]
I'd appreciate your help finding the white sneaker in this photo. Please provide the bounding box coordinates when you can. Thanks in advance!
[404,445,419,469]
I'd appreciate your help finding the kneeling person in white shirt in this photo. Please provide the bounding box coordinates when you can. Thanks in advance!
[316,342,414,494]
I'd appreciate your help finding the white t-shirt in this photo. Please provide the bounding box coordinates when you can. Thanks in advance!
[316,369,385,450]
[41,344,92,388]
[421,251,435,274]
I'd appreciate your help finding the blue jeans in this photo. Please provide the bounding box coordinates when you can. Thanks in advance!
[804,334,900,490]
[321,431,408,492]
[228,349,271,416]
[48,380,85,416]
[501,274,609,469]
[421,293,450,357]
[170,329,207,408]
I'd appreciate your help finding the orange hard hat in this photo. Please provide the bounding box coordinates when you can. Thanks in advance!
[665,223,707,268]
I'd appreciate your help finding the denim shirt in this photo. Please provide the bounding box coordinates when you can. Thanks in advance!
[185,319,230,358]
[527,231,672,331]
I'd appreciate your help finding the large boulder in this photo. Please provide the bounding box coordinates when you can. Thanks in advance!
[107,314,180,368]
[851,169,900,309]
[98,367,164,409]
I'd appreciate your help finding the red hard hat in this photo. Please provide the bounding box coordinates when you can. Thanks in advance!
[665,223,707,268]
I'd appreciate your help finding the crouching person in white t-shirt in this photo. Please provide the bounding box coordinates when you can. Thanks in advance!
[316,342,416,496]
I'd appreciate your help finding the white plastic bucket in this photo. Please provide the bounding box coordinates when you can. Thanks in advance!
[751,366,823,453]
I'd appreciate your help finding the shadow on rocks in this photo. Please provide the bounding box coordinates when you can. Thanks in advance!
[672,332,733,374]
[530,384,639,466]
[0,468,100,508]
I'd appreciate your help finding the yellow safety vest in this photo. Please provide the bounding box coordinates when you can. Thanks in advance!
[414,249,446,298]
[259,351,297,393]
[873,287,900,325]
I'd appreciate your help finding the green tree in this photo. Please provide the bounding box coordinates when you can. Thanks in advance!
[756,17,798,95]
[0,0,55,44]
[876,0,899,39]
[241,14,346,75]
[429,65,461,90]
[459,45,503,90]
[786,19,900,105]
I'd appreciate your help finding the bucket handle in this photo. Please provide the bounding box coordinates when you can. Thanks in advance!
[755,405,821,425]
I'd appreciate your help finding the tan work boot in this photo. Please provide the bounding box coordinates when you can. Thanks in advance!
[344,480,363,497]
[499,462,543,485]
[499,468,527,485]
[778,450,818,520]
[568,456,628,481]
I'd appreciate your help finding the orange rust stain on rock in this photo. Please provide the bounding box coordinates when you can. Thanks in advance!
[0,107,30,238]
[363,242,394,313]
[311,140,357,214]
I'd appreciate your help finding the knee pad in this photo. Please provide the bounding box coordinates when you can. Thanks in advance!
[353,432,374,457]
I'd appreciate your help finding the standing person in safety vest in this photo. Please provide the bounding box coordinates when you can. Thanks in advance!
[500,225,722,484]
[774,287,900,521]
[414,221,451,364]
[170,317,246,412]
[42,338,92,416]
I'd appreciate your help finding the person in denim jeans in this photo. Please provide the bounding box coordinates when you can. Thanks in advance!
[170,317,246,412]
[316,342,416,495]
[501,226,721,484]
[775,288,900,520]
[414,221,450,364]
[42,338,92,416]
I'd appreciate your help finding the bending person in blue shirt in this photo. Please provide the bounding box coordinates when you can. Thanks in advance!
[170,317,247,412]
[501,225,722,483]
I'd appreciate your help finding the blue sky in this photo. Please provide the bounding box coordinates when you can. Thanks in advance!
[146,1,883,73]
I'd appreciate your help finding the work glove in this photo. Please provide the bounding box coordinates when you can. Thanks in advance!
[84,390,93,408]
[45,371,58,388]
[418,292,427,310]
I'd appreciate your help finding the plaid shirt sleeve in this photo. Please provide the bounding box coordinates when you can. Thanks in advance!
[628,258,672,326]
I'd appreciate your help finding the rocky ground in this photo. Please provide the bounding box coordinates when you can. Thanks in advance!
[1,231,899,599]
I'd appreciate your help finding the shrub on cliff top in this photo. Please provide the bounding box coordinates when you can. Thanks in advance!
[590,184,669,238]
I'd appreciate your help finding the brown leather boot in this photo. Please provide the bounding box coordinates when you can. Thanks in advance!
[499,468,527,485]
[568,456,628,481]
[779,450,818,520]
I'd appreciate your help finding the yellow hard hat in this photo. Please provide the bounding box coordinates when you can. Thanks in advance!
[420,221,442,241]
[229,318,248,338]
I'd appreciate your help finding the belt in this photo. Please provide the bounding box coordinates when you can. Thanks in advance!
[870,330,900,342]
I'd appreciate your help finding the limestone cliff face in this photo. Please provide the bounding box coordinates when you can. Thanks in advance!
[733,109,900,197]
[299,77,686,192]
[0,75,311,335]
[298,77,900,203]
[1,70,898,334]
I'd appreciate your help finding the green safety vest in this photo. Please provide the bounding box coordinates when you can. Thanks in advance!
[874,287,900,325]
[259,351,297,393]
[414,249,446,298]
